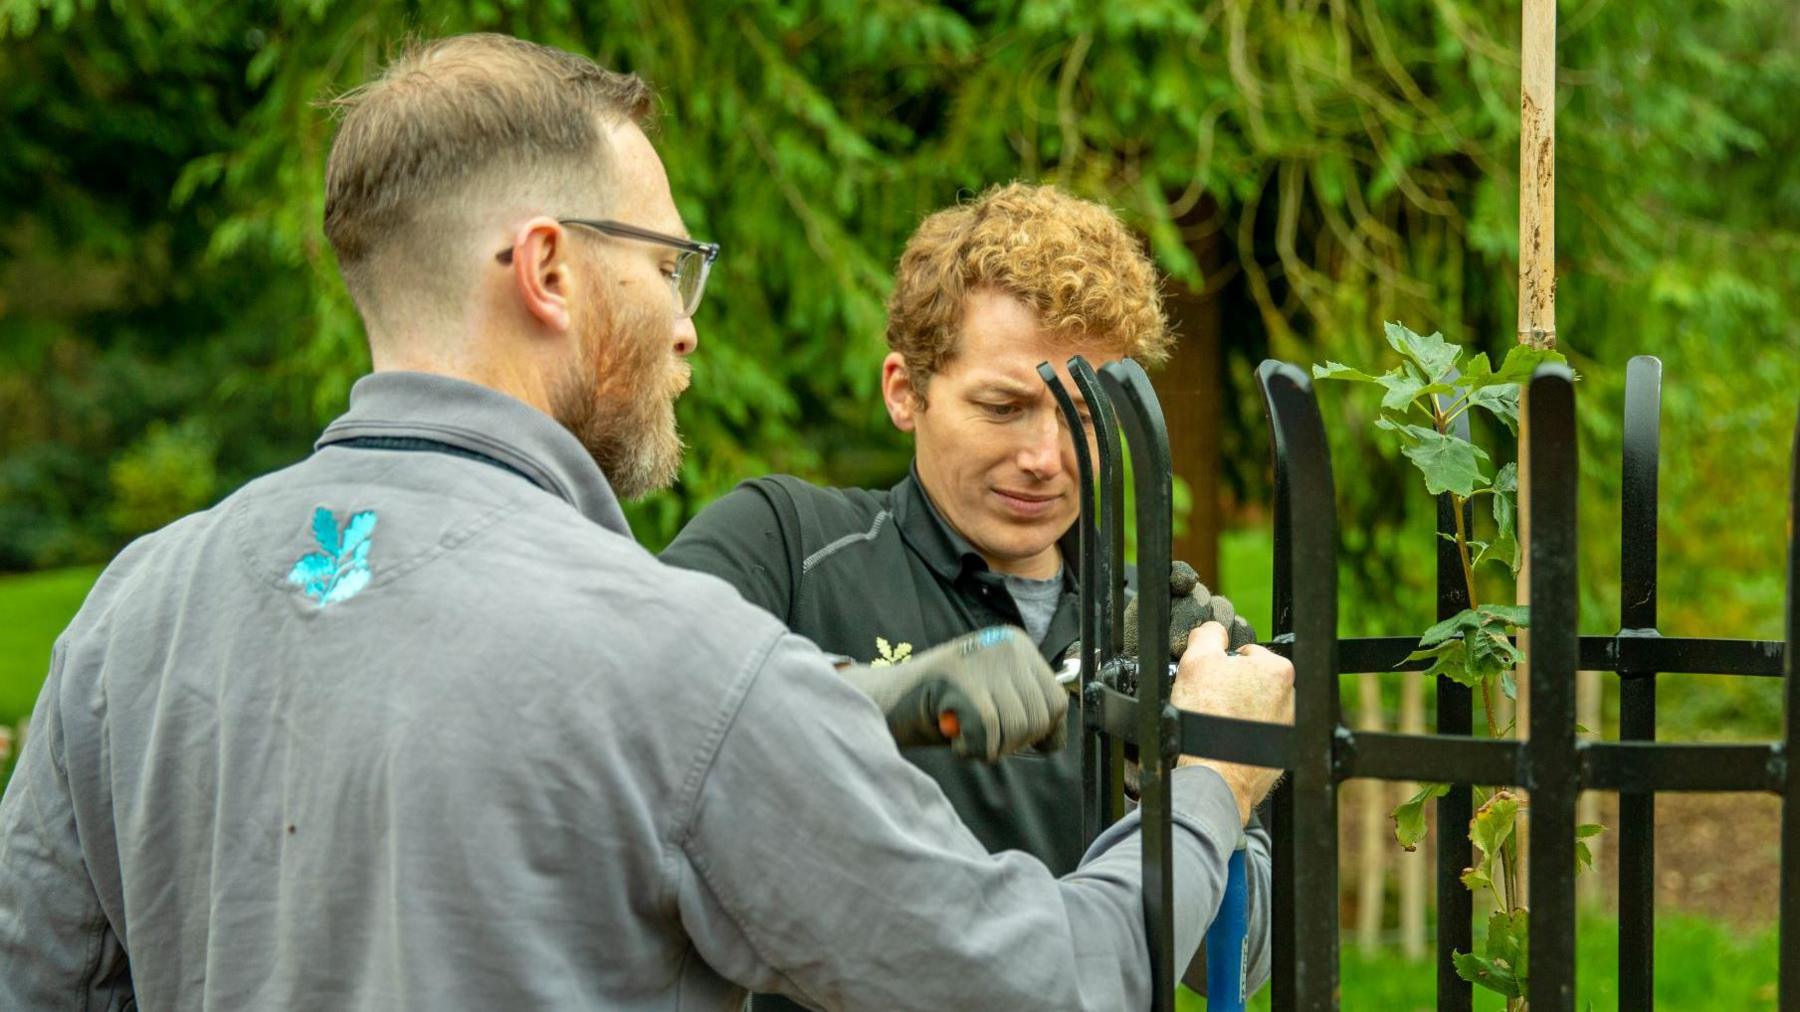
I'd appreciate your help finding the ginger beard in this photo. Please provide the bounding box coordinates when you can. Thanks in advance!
[551,272,687,500]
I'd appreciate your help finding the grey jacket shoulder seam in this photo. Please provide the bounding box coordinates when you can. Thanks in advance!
[800,509,890,574]
[663,625,824,1008]
[667,626,785,846]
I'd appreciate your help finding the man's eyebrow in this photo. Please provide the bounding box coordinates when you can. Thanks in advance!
[968,378,1041,398]
[965,378,1097,416]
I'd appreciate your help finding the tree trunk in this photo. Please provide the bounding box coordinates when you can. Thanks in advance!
[1156,265,1223,586]
[1577,669,1603,903]
[1398,675,1428,958]
[1355,676,1389,950]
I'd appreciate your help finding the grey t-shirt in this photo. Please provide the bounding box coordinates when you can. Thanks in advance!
[1004,568,1066,646]
[0,371,1250,1012]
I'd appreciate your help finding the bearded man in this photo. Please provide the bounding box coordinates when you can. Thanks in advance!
[0,34,1293,1011]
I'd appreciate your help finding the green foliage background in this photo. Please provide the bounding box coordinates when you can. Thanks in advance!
[2,0,1797,733]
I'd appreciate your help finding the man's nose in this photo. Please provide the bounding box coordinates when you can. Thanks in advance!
[674,315,698,357]
[1018,411,1065,478]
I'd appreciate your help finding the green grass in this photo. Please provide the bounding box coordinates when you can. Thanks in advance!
[0,565,100,788]
[1174,911,1778,1010]
[1219,527,1275,638]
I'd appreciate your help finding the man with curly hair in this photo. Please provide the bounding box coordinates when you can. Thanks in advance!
[663,182,1273,1007]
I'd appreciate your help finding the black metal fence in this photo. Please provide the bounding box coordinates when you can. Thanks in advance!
[1055,354,1800,1011]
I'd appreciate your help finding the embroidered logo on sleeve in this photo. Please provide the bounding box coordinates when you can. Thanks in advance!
[287,507,378,606]
[869,636,913,667]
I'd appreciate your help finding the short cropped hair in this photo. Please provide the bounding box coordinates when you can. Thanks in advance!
[885,182,1171,398]
[322,34,652,318]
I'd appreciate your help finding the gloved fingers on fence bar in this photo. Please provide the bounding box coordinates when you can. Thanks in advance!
[1170,560,1202,597]
[1122,560,1258,661]
[1228,615,1257,652]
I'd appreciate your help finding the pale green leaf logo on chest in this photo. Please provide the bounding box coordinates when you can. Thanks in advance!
[869,636,913,667]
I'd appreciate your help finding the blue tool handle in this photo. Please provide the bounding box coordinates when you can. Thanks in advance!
[1205,838,1249,1011]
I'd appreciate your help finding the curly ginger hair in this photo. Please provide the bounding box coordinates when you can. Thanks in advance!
[885,182,1171,398]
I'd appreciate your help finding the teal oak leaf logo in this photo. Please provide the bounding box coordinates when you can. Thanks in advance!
[287,507,378,606]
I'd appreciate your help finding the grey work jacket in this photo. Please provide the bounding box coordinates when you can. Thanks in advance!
[0,370,1246,1011]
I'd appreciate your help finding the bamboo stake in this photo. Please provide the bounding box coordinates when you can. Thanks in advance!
[1515,0,1558,907]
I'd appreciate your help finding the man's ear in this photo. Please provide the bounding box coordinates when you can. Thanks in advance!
[881,352,923,433]
[509,217,576,333]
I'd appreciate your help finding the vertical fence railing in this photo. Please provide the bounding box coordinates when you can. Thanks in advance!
[1526,366,1581,1012]
[1266,362,1345,1011]
[1617,354,1662,1008]
[1436,386,1477,1012]
[1780,396,1800,1009]
[1257,358,1301,1012]
[1052,354,1798,1009]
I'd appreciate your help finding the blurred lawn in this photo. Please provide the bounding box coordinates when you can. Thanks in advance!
[0,565,99,721]
[1219,527,1275,639]
[1179,910,1778,1010]
[0,565,100,791]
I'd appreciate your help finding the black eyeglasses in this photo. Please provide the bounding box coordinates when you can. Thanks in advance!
[496,218,720,319]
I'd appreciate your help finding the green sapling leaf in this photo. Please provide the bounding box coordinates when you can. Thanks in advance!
[1478,604,1530,627]
[1401,427,1491,497]
[1392,781,1450,850]
[1492,343,1568,385]
[1470,791,1520,858]
[1486,909,1526,973]
[1493,462,1519,494]
[1383,321,1460,381]
[1576,822,1606,874]
[1469,384,1521,435]
[1468,628,1524,682]
[1462,789,1521,898]
[1375,367,1426,412]
[1487,471,1519,572]
[1429,644,1478,686]
[1312,361,1381,383]
[1417,608,1484,648]
[1457,352,1496,386]
[1475,535,1521,575]
[1377,418,1430,443]
[1487,908,1530,992]
[1453,950,1521,999]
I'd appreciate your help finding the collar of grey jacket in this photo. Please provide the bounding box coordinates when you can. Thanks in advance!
[314,370,632,536]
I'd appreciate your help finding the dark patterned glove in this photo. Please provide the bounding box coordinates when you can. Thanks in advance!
[1123,561,1257,660]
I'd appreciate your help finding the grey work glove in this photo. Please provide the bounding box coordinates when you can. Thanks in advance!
[1123,561,1257,660]
[840,626,1069,761]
